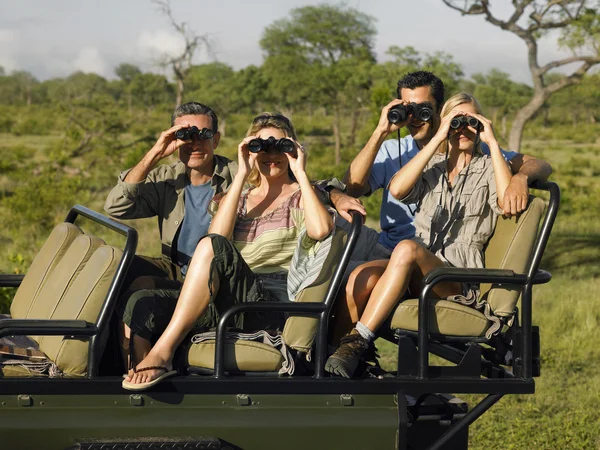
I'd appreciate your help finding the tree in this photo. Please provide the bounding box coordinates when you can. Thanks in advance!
[260,4,377,164]
[153,0,212,107]
[115,63,142,113]
[185,62,237,135]
[470,69,532,138]
[442,0,600,151]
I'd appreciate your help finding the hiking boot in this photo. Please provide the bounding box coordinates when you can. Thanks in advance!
[325,329,371,378]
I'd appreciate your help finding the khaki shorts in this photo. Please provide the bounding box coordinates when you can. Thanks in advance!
[334,216,393,279]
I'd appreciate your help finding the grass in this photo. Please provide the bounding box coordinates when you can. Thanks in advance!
[1,126,599,449]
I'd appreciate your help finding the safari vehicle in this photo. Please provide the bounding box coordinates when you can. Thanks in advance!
[0,181,559,450]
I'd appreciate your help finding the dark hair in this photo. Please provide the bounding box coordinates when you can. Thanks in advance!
[171,102,219,132]
[397,71,444,112]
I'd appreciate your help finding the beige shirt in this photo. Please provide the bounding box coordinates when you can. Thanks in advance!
[396,152,504,269]
[104,155,237,263]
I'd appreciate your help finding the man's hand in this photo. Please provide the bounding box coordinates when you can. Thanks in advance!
[330,189,367,222]
[503,173,529,216]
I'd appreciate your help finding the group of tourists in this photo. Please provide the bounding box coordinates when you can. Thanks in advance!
[104,71,552,390]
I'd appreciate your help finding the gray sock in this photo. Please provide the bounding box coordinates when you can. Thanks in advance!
[355,321,376,343]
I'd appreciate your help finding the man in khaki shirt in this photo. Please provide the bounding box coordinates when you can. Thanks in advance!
[105,102,237,368]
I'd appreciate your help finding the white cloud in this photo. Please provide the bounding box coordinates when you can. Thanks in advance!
[72,47,108,76]
[135,29,185,61]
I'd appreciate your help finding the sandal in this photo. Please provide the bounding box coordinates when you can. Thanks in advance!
[122,365,177,391]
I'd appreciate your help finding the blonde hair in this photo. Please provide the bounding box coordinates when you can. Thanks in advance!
[439,92,484,155]
[246,112,298,186]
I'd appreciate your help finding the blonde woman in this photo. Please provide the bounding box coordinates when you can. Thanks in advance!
[326,93,513,378]
[123,113,334,390]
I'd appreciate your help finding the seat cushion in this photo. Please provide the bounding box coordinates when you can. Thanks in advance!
[10,222,82,319]
[390,299,490,337]
[187,339,284,372]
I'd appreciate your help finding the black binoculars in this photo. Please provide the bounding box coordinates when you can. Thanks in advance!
[248,137,295,153]
[388,102,434,124]
[450,116,481,130]
[175,126,215,141]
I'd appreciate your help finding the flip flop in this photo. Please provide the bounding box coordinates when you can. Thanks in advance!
[122,366,177,391]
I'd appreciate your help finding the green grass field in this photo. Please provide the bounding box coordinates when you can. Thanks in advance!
[1,130,599,449]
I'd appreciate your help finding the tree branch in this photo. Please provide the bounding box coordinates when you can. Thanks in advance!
[540,54,600,74]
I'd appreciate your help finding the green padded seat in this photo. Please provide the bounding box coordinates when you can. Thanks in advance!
[187,339,284,372]
[1,222,123,377]
[390,197,545,338]
[390,299,490,337]
[187,228,348,373]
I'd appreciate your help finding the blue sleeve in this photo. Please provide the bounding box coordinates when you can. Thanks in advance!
[480,142,517,162]
[368,141,394,194]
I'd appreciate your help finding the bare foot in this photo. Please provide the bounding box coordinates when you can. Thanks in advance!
[124,351,173,385]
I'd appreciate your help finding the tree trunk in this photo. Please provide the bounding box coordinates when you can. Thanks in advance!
[175,76,184,108]
[508,92,547,152]
[348,108,360,148]
[501,115,507,139]
[333,107,341,165]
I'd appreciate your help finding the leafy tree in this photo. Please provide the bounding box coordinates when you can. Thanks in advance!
[470,69,532,139]
[442,0,600,151]
[260,4,377,164]
[115,63,142,84]
[185,63,238,135]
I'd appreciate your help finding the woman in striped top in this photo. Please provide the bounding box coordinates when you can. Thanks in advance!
[123,113,334,390]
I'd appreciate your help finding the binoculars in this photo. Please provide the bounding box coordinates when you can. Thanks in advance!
[175,126,215,141]
[388,102,434,124]
[450,116,481,130]
[248,137,295,153]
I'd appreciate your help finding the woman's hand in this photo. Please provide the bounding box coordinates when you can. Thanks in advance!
[433,110,463,143]
[237,136,258,178]
[470,113,498,147]
[285,141,307,178]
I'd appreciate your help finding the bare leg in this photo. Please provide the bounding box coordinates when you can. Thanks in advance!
[330,260,388,344]
[126,237,218,385]
[360,241,462,333]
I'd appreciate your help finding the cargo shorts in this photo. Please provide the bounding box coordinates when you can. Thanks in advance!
[120,234,286,342]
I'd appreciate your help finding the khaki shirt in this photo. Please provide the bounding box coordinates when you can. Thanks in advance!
[398,152,504,269]
[104,155,237,263]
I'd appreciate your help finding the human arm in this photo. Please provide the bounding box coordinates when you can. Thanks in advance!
[208,137,256,239]
[343,99,407,197]
[472,114,512,210]
[502,154,553,216]
[329,189,367,222]
[288,146,334,241]
[104,123,190,219]
[387,110,460,200]
[124,123,190,183]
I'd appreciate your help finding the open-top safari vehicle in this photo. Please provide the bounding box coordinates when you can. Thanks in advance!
[0,181,559,450]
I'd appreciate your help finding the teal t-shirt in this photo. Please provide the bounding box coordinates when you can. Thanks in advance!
[177,180,213,274]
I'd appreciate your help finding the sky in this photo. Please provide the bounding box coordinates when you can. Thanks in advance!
[0,0,578,85]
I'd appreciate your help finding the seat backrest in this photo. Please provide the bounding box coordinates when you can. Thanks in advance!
[37,245,122,376]
[481,197,545,318]
[281,228,347,353]
[10,222,82,319]
[26,233,105,327]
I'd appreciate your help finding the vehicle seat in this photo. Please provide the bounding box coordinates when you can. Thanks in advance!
[1,221,124,377]
[185,228,348,374]
[389,197,545,338]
